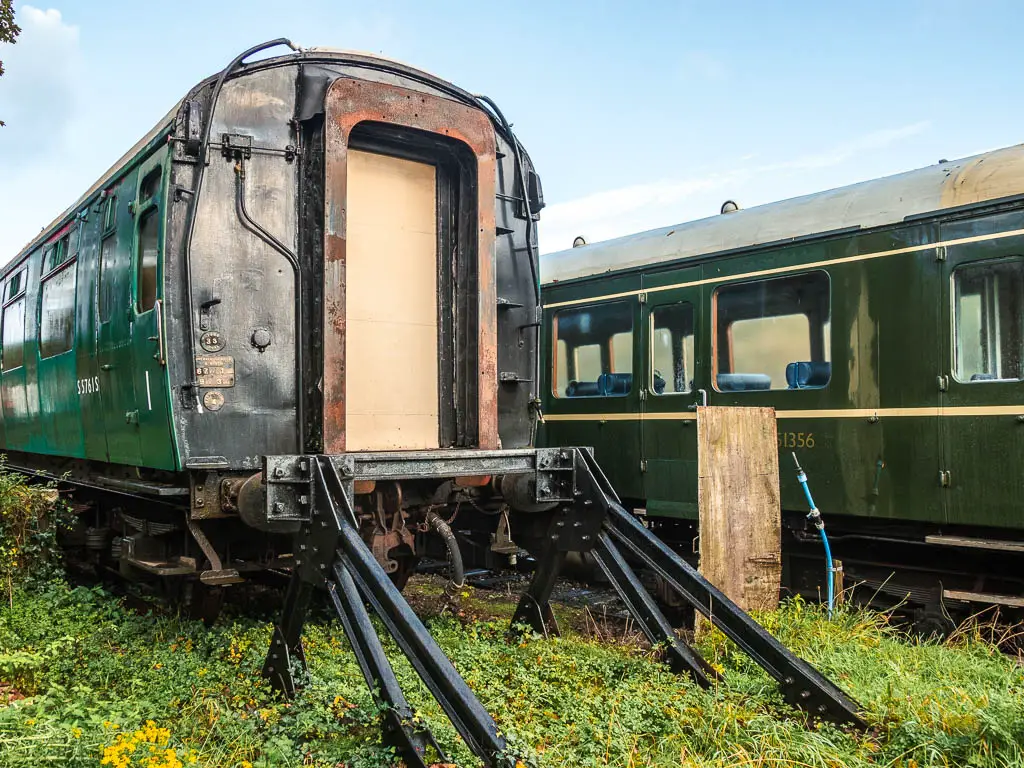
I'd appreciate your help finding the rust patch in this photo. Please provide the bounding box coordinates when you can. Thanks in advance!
[322,78,499,453]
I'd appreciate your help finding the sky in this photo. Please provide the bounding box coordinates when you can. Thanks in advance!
[2,0,1024,262]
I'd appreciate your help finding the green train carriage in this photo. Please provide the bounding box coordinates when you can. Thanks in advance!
[540,146,1024,617]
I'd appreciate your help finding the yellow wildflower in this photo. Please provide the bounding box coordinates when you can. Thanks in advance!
[71,726,83,738]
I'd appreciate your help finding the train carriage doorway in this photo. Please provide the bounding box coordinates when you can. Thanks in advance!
[345,149,441,451]
[640,268,704,518]
[129,158,177,470]
[940,221,1024,529]
[547,284,644,499]
[97,189,143,467]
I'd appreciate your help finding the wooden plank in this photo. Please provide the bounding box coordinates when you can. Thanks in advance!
[925,535,1024,553]
[697,406,782,613]
[943,590,1024,608]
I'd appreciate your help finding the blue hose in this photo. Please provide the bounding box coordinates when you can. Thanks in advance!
[792,453,835,617]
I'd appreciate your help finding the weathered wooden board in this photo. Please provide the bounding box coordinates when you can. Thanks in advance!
[697,406,782,612]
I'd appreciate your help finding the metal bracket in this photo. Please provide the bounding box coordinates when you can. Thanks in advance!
[534,447,575,504]
[264,456,313,523]
[264,456,520,768]
[221,133,253,160]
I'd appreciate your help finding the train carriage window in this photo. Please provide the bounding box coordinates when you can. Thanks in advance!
[139,168,161,203]
[99,236,117,323]
[552,300,633,398]
[2,268,27,371]
[650,302,694,395]
[136,208,159,312]
[39,262,77,359]
[44,234,72,274]
[102,194,117,235]
[4,269,24,304]
[714,271,831,392]
[953,257,1023,382]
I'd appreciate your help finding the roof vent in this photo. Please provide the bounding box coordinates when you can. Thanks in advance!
[572,235,587,248]
[720,200,740,214]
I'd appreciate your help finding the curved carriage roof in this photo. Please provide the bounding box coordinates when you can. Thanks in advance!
[9,48,469,268]
[541,143,1024,285]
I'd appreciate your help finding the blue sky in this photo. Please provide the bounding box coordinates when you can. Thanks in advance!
[2,0,1023,261]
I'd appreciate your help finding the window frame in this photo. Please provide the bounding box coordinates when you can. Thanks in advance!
[950,254,1024,385]
[132,164,164,315]
[1,263,29,372]
[648,300,695,397]
[551,298,635,399]
[38,253,78,360]
[101,193,118,237]
[712,269,832,393]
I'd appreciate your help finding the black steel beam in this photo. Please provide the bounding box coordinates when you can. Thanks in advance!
[591,530,716,685]
[571,447,867,729]
[328,565,446,767]
[314,457,519,767]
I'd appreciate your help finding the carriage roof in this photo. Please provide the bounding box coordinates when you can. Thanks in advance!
[541,143,1024,285]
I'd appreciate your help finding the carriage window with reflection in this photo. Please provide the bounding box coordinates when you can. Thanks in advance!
[2,296,26,371]
[650,302,694,395]
[953,257,1023,382]
[136,208,159,312]
[714,271,831,392]
[553,301,633,397]
[39,262,77,359]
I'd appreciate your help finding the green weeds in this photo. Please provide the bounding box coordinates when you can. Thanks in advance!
[0,460,72,602]
[0,467,1020,766]
[0,583,1021,767]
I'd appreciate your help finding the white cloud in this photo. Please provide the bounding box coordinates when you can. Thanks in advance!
[0,6,81,159]
[540,121,934,253]
[0,6,83,261]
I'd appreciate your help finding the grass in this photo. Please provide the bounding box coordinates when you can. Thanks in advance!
[0,579,1021,768]
[0,471,1022,767]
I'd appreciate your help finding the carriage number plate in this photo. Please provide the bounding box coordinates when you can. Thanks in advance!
[779,431,815,448]
[195,355,235,388]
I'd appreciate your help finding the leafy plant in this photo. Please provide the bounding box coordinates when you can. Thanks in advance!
[0,579,1022,768]
[0,460,73,601]
[0,0,21,126]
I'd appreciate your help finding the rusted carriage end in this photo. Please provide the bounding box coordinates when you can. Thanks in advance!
[321,79,499,453]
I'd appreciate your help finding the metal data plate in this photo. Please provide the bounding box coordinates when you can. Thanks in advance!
[195,355,236,388]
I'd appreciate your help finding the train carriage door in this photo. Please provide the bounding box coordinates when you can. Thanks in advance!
[97,185,143,466]
[545,282,644,501]
[640,268,704,518]
[129,159,177,470]
[37,225,84,457]
[940,219,1024,529]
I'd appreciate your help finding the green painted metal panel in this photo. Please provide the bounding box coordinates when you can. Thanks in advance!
[0,253,36,451]
[76,197,111,461]
[96,171,143,466]
[940,211,1024,529]
[640,266,702,518]
[543,273,644,499]
[129,152,177,470]
[539,210,1020,528]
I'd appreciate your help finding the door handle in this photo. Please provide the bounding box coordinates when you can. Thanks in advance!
[100,364,113,371]
[153,298,166,365]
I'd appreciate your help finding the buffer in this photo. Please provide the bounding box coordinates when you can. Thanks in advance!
[262,448,866,767]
